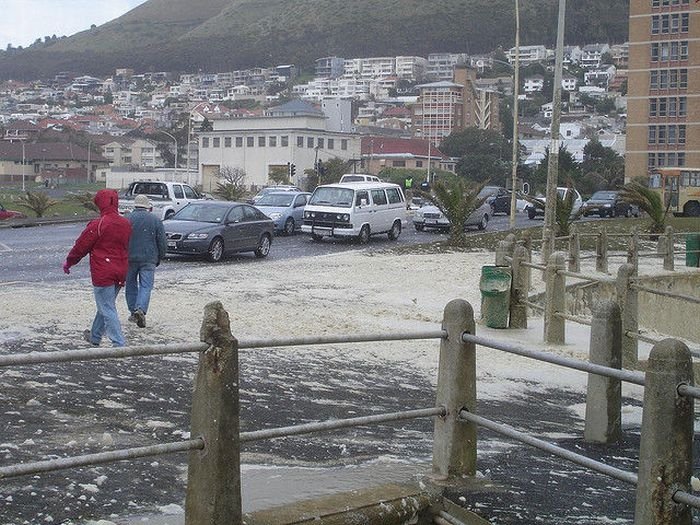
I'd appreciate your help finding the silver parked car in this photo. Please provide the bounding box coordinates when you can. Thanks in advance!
[254,191,310,235]
[413,200,491,232]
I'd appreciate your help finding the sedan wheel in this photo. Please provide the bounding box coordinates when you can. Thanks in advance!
[254,234,271,258]
[207,237,224,262]
[478,214,489,230]
[388,220,401,240]
[283,217,295,235]
[414,223,425,232]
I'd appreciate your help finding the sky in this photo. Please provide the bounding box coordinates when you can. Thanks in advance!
[0,0,148,50]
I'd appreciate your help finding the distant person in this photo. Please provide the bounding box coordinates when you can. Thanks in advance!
[63,189,132,347]
[125,194,166,328]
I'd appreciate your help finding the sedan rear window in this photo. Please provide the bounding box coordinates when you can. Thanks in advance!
[174,203,230,223]
[257,194,295,206]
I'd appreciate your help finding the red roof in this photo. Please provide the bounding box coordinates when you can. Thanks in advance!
[361,136,444,158]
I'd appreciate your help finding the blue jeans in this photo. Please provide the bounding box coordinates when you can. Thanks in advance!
[89,285,125,347]
[125,262,156,315]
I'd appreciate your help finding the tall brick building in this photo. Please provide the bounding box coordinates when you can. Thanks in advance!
[625,0,699,181]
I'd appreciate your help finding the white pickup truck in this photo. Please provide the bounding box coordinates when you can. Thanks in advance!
[118,181,205,220]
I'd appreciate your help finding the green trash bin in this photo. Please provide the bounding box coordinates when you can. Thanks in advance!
[687,233,700,267]
[480,265,512,329]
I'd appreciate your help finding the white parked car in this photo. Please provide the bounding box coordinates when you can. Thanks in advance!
[412,200,491,232]
[524,187,583,220]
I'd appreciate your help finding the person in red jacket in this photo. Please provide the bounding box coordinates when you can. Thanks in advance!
[63,189,132,347]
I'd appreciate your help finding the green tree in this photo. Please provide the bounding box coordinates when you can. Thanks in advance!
[620,182,668,234]
[579,139,625,194]
[440,128,511,184]
[268,165,289,185]
[17,191,58,218]
[529,146,581,194]
[213,166,247,201]
[416,178,485,246]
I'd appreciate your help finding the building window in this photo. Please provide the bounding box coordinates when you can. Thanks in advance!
[307,137,314,148]
[648,127,657,144]
[224,137,232,147]
[649,98,658,117]
[202,137,209,148]
[269,136,277,147]
[236,137,243,147]
[246,137,254,147]
[213,137,220,148]
[297,136,304,147]
[258,136,265,147]
[392,160,406,167]
[281,136,289,147]
[327,138,334,149]
[317,138,324,149]
[341,139,348,150]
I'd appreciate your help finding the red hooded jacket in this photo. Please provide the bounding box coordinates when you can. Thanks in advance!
[65,189,132,287]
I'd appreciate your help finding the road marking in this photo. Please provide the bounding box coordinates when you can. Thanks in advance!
[0,281,33,287]
[0,242,11,252]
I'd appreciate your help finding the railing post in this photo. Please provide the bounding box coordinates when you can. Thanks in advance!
[616,264,639,368]
[185,302,241,525]
[544,251,567,344]
[433,299,476,479]
[568,226,580,273]
[596,229,608,273]
[663,225,675,271]
[542,227,555,264]
[521,231,533,291]
[509,245,529,329]
[627,229,639,269]
[584,300,621,444]
[495,240,510,266]
[634,339,693,525]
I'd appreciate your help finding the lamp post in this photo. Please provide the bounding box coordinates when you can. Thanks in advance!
[86,139,92,184]
[20,140,26,192]
[160,130,178,173]
[509,0,521,230]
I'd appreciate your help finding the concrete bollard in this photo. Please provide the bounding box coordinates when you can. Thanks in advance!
[663,225,675,271]
[596,229,608,273]
[495,240,510,266]
[521,231,533,291]
[544,252,567,344]
[584,301,622,444]
[541,227,555,265]
[568,226,580,273]
[634,339,693,525]
[616,264,638,368]
[627,230,639,269]
[509,245,529,329]
[185,302,242,525]
[433,299,476,479]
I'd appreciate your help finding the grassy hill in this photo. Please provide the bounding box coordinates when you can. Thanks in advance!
[0,0,629,80]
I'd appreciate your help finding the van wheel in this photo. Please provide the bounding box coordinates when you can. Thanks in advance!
[388,220,401,240]
[311,233,323,242]
[254,234,271,258]
[527,208,536,220]
[207,237,224,262]
[283,218,295,235]
[358,225,371,244]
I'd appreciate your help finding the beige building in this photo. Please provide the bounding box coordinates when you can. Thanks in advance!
[102,138,164,169]
[625,0,698,180]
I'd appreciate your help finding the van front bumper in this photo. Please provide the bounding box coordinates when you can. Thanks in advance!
[302,220,356,237]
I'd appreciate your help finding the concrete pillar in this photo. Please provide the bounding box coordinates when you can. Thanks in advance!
[544,251,567,345]
[634,339,693,525]
[541,227,554,264]
[584,301,621,444]
[521,231,533,290]
[616,264,638,368]
[509,245,529,329]
[495,240,510,266]
[596,229,608,273]
[185,302,241,525]
[663,225,675,271]
[433,299,476,479]
[627,230,639,269]
[568,226,580,273]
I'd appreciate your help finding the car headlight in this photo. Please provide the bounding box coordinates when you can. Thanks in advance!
[415,212,423,219]
[269,212,282,220]
[187,233,209,239]
[305,211,316,219]
[335,214,350,221]
[603,203,612,207]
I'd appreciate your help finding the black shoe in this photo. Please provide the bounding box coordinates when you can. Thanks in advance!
[83,329,99,346]
[128,313,138,324]
[134,309,146,328]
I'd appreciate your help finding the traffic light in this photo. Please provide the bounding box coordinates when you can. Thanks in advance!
[290,163,296,178]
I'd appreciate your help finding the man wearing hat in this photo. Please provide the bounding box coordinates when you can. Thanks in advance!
[125,194,167,328]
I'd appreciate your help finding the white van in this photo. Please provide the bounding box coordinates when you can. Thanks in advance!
[302,182,406,243]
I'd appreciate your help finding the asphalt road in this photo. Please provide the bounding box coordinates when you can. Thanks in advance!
[0,212,534,284]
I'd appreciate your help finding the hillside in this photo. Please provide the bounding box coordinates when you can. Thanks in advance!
[0,0,629,80]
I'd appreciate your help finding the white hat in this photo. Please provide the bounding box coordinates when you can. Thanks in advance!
[134,194,151,209]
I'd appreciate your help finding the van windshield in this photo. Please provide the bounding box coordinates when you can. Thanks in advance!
[309,187,354,208]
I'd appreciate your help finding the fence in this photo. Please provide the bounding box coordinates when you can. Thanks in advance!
[0,299,698,524]
[496,229,700,366]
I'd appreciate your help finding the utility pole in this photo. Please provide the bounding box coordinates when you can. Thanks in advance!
[508,0,521,230]
[543,0,567,242]
[86,139,92,184]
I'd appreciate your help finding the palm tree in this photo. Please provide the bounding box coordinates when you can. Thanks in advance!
[418,179,485,245]
[68,192,99,213]
[16,191,58,218]
[619,182,668,233]
[521,184,583,236]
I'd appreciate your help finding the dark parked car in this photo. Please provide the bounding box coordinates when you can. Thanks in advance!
[581,190,637,218]
[164,201,274,262]
[0,203,26,220]
[479,186,511,215]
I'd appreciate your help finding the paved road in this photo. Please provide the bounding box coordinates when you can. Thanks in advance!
[0,212,534,284]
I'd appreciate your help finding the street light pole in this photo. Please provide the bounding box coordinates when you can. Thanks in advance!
[508,0,521,230]
[160,130,178,174]
[426,138,431,184]
[21,140,26,192]
[543,0,567,244]
[86,139,92,184]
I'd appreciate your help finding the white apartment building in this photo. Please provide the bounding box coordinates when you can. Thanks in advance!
[581,43,611,69]
[426,53,469,81]
[395,56,428,81]
[102,138,164,169]
[523,75,545,93]
[562,74,578,92]
[507,45,549,66]
[197,100,361,191]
